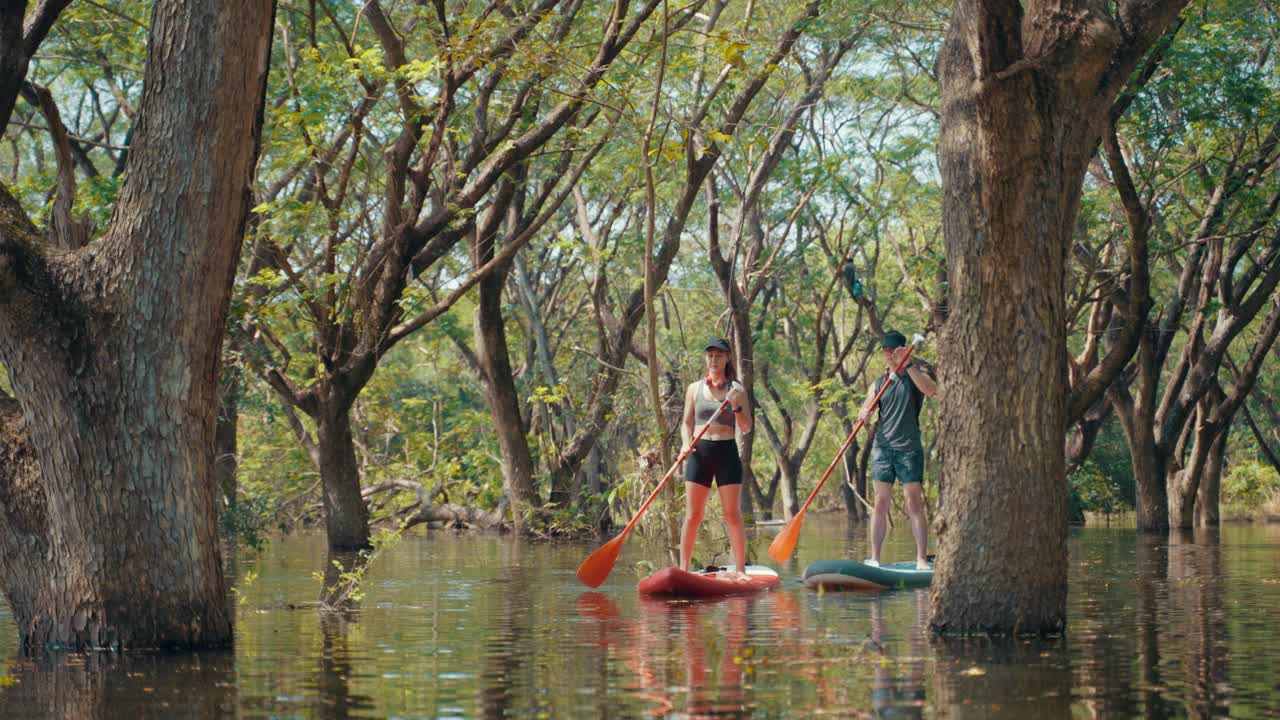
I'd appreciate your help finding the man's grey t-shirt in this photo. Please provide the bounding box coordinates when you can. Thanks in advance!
[872,371,924,451]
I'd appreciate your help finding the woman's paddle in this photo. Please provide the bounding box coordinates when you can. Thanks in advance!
[767,337,921,563]
[576,388,738,588]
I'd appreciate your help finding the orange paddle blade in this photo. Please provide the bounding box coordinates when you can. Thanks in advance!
[767,510,806,563]
[576,533,625,588]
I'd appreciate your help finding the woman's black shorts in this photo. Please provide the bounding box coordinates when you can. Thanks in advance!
[684,439,743,488]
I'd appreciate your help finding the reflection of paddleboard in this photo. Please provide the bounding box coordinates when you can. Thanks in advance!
[638,565,779,597]
[802,559,933,591]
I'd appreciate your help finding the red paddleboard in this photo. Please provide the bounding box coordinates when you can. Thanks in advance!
[637,565,779,597]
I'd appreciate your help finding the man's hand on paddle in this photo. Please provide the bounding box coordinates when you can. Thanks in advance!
[888,346,912,373]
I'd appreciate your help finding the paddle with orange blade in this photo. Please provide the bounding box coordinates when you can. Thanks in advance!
[767,336,922,563]
[577,388,739,588]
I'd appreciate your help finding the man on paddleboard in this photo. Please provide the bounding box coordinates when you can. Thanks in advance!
[857,331,936,570]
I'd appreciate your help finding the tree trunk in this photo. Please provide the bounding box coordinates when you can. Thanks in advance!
[1113,346,1171,532]
[474,258,539,530]
[317,399,372,550]
[930,0,1186,635]
[215,371,240,510]
[0,0,274,649]
[730,320,759,521]
[931,25,1075,637]
[1195,433,1225,528]
[777,458,802,520]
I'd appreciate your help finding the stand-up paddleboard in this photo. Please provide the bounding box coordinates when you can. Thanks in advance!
[803,559,933,591]
[638,565,779,597]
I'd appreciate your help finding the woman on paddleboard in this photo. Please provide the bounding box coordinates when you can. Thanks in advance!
[680,337,753,581]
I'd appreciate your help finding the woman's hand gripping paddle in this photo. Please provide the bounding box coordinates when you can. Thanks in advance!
[767,337,921,563]
[576,386,740,588]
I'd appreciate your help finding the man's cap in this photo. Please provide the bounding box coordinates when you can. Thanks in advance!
[704,337,731,353]
[881,331,908,349]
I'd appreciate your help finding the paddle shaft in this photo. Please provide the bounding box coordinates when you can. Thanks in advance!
[790,344,917,520]
[615,391,737,542]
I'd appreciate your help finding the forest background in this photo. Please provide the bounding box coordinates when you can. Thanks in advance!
[3,0,1279,563]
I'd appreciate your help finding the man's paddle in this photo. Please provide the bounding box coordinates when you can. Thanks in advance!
[767,336,921,563]
[576,386,739,588]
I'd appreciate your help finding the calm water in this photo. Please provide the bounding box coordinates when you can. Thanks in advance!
[0,516,1277,718]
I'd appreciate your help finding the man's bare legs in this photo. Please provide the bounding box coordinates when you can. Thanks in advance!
[871,480,929,569]
[869,480,894,566]
[903,482,929,569]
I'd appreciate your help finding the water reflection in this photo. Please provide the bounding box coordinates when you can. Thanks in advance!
[312,615,376,719]
[478,558,533,718]
[1167,528,1231,719]
[575,590,758,717]
[0,649,237,720]
[870,592,927,719]
[0,523,1276,717]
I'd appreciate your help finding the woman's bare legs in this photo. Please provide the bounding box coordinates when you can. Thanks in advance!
[718,483,748,580]
[680,482,712,571]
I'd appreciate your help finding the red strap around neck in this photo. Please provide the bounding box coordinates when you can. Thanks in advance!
[705,374,728,391]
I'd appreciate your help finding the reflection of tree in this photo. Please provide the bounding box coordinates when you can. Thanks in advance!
[1134,532,1176,719]
[929,634,1072,719]
[478,560,534,718]
[313,548,375,718]
[1071,534,1156,718]
[0,649,236,719]
[1168,528,1230,719]
[313,615,375,719]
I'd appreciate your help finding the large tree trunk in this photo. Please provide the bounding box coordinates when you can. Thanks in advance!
[930,17,1081,636]
[930,0,1186,634]
[316,397,372,550]
[0,0,275,649]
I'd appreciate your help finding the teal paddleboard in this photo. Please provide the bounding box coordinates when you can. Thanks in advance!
[802,559,933,591]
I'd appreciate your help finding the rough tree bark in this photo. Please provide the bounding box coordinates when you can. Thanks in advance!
[0,0,275,648]
[931,0,1187,635]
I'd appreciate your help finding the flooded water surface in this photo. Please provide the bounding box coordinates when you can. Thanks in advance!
[0,517,1277,718]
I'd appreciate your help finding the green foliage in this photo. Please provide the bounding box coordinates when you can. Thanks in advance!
[1221,461,1280,510]
[1069,461,1129,519]
[218,495,277,553]
[1068,419,1135,519]
[317,521,409,613]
